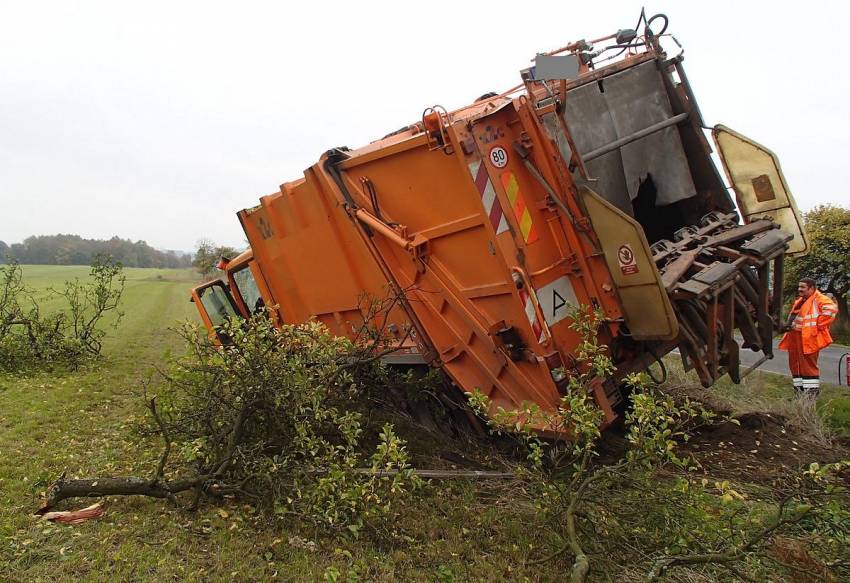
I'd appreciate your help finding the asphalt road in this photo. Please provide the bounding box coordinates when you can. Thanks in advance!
[738,338,849,386]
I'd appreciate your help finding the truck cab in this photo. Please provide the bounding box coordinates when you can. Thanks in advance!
[191,249,275,342]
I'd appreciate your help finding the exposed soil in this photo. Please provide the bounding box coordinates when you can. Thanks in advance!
[683,411,850,483]
[381,391,850,488]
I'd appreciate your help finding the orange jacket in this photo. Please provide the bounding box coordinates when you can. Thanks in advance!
[779,290,838,354]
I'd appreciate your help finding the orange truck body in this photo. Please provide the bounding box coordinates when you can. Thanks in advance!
[192,21,807,431]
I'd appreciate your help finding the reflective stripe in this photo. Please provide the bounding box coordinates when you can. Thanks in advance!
[500,172,538,244]
[468,160,510,235]
[517,284,546,344]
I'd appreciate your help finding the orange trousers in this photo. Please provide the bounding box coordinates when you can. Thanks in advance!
[785,331,820,393]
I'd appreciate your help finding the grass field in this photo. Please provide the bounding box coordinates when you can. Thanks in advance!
[1,266,849,582]
[662,356,850,439]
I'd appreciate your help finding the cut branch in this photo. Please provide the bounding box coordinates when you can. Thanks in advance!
[35,473,207,515]
[35,468,513,515]
[148,396,171,484]
[647,503,812,580]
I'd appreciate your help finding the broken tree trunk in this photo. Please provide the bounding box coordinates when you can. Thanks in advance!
[35,473,205,515]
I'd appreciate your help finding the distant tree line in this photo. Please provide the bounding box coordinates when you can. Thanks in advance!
[0,235,192,268]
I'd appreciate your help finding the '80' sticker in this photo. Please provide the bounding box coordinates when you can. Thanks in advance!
[489,146,509,168]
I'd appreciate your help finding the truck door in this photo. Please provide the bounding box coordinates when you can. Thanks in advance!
[191,280,241,343]
[229,262,267,317]
[712,125,810,257]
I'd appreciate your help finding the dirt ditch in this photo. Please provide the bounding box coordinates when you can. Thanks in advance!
[684,411,850,483]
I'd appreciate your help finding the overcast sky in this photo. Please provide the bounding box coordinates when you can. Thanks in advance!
[2,1,848,252]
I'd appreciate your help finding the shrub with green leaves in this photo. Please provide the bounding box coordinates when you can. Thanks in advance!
[0,255,125,371]
[467,305,725,581]
[148,315,420,532]
[466,305,850,581]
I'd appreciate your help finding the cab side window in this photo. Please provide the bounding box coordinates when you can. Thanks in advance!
[232,267,265,315]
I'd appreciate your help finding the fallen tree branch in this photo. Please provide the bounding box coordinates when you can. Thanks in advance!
[356,469,513,479]
[148,396,171,485]
[35,473,207,515]
[565,453,593,583]
[769,557,829,582]
[35,467,513,515]
[647,503,812,580]
[36,398,260,514]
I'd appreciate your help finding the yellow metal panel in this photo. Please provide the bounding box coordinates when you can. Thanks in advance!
[579,186,678,341]
[712,124,810,257]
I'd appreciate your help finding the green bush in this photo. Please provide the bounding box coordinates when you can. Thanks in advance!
[0,255,125,371]
[148,315,421,531]
[467,305,849,581]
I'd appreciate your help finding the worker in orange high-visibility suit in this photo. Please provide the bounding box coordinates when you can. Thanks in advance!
[779,278,839,396]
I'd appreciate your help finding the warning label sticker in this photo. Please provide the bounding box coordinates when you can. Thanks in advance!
[617,244,639,275]
[536,276,579,327]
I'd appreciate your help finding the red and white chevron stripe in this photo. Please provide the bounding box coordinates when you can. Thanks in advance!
[467,159,509,235]
[517,285,545,344]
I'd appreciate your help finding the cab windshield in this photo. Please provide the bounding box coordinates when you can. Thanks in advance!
[198,282,239,327]
[232,266,264,315]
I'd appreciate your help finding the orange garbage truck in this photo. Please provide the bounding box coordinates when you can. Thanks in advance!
[191,14,808,431]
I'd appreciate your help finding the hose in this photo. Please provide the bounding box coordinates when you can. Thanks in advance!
[324,148,375,237]
[598,8,646,60]
[646,13,669,37]
[595,11,670,62]
[363,178,395,226]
